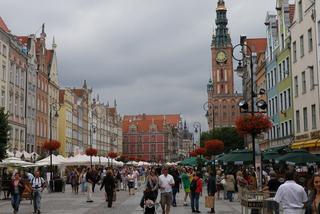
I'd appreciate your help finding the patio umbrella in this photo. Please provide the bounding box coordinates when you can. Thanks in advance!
[262,151,281,162]
[275,149,320,165]
[180,157,206,166]
[1,157,33,167]
[225,150,253,164]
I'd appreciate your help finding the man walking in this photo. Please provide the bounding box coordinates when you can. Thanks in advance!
[274,170,307,214]
[159,167,175,214]
[31,171,46,214]
[207,171,217,213]
[86,167,95,202]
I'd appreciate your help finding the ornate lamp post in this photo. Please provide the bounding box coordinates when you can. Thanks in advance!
[89,123,97,168]
[203,101,215,131]
[193,122,201,148]
[232,35,268,169]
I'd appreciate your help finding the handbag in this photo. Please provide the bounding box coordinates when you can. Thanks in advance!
[205,196,215,208]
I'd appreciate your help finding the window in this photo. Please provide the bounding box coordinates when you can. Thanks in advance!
[271,70,274,87]
[293,41,297,63]
[308,28,313,52]
[220,69,224,81]
[275,96,278,113]
[2,44,7,57]
[281,33,284,49]
[289,120,293,135]
[303,107,308,131]
[284,91,287,109]
[296,110,300,133]
[294,76,299,97]
[267,73,271,89]
[2,64,6,81]
[310,66,315,90]
[318,21,320,46]
[280,93,283,111]
[285,57,290,77]
[302,71,306,94]
[298,0,303,22]
[312,104,317,129]
[1,90,4,107]
[279,64,282,81]
[300,35,304,57]
[288,88,291,107]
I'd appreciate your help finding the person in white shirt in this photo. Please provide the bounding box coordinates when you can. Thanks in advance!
[31,171,46,214]
[158,167,175,214]
[274,170,308,214]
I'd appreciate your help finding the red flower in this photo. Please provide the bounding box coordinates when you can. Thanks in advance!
[107,152,118,159]
[189,151,197,157]
[42,140,61,151]
[236,113,272,136]
[205,140,224,155]
[195,147,207,156]
[85,148,98,156]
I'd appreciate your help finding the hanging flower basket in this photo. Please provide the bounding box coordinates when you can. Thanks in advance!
[42,140,61,151]
[85,148,98,156]
[189,151,197,157]
[195,147,207,156]
[205,140,224,156]
[107,152,118,159]
[236,113,272,136]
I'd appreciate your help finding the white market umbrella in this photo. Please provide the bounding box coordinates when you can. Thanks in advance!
[1,157,33,167]
[36,154,67,166]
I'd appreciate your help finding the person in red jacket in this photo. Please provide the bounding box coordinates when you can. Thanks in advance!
[190,172,203,213]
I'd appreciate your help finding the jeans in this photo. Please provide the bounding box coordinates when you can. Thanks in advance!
[33,190,42,212]
[11,193,21,212]
[227,191,233,202]
[191,192,200,211]
[172,187,178,206]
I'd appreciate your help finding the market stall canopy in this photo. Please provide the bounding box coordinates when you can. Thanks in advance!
[0,157,33,167]
[126,161,139,166]
[217,149,253,165]
[62,154,123,167]
[179,157,206,167]
[36,155,67,166]
[275,149,320,165]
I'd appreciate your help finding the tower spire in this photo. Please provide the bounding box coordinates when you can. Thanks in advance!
[40,23,46,39]
[212,0,230,48]
[52,36,57,49]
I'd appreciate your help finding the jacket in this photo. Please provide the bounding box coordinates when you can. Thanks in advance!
[194,178,202,193]
[9,180,25,195]
[207,175,217,195]
[100,175,115,193]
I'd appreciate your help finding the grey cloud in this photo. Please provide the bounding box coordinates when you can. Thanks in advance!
[1,0,275,131]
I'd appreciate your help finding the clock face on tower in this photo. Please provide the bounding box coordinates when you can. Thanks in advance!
[216,50,227,63]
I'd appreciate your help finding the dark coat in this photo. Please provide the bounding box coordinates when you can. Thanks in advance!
[100,175,115,193]
[9,180,25,195]
[305,191,320,214]
[207,175,217,196]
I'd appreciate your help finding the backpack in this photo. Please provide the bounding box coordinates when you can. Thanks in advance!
[190,179,197,192]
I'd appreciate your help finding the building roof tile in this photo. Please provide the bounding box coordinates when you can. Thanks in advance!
[246,38,267,54]
[123,114,181,133]
[0,16,10,33]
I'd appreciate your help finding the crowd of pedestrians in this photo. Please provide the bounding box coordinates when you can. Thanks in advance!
[3,164,320,214]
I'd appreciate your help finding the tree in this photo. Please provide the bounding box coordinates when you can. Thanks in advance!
[200,127,244,153]
[0,107,10,161]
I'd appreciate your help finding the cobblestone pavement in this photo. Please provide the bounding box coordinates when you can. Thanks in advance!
[0,186,242,214]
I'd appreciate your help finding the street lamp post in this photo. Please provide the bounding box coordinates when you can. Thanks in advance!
[203,101,217,174]
[193,122,201,147]
[89,123,96,168]
[232,35,267,169]
[49,102,61,192]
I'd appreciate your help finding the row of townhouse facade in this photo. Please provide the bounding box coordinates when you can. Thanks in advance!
[0,17,122,157]
[240,0,320,153]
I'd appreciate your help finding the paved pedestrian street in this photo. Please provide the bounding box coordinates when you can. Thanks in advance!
[0,186,241,214]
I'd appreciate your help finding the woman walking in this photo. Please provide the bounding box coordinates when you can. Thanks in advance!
[71,169,79,195]
[9,173,25,214]
[190,172,202,213]
[181,168,191,206]
[305,174,320,214]
[225,172,236,202]
[100,170,116,208]
[146,169,159,200]
[127,170,135,195]
[79,169,87,194]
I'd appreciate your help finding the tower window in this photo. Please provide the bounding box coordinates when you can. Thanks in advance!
[220,69,224,81]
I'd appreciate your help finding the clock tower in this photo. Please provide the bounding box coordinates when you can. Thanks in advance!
[206,0,242,129]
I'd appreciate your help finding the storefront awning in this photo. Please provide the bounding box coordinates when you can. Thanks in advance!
[291,139,320,149]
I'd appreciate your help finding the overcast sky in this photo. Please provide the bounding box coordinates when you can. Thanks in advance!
[1,0,275,131]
